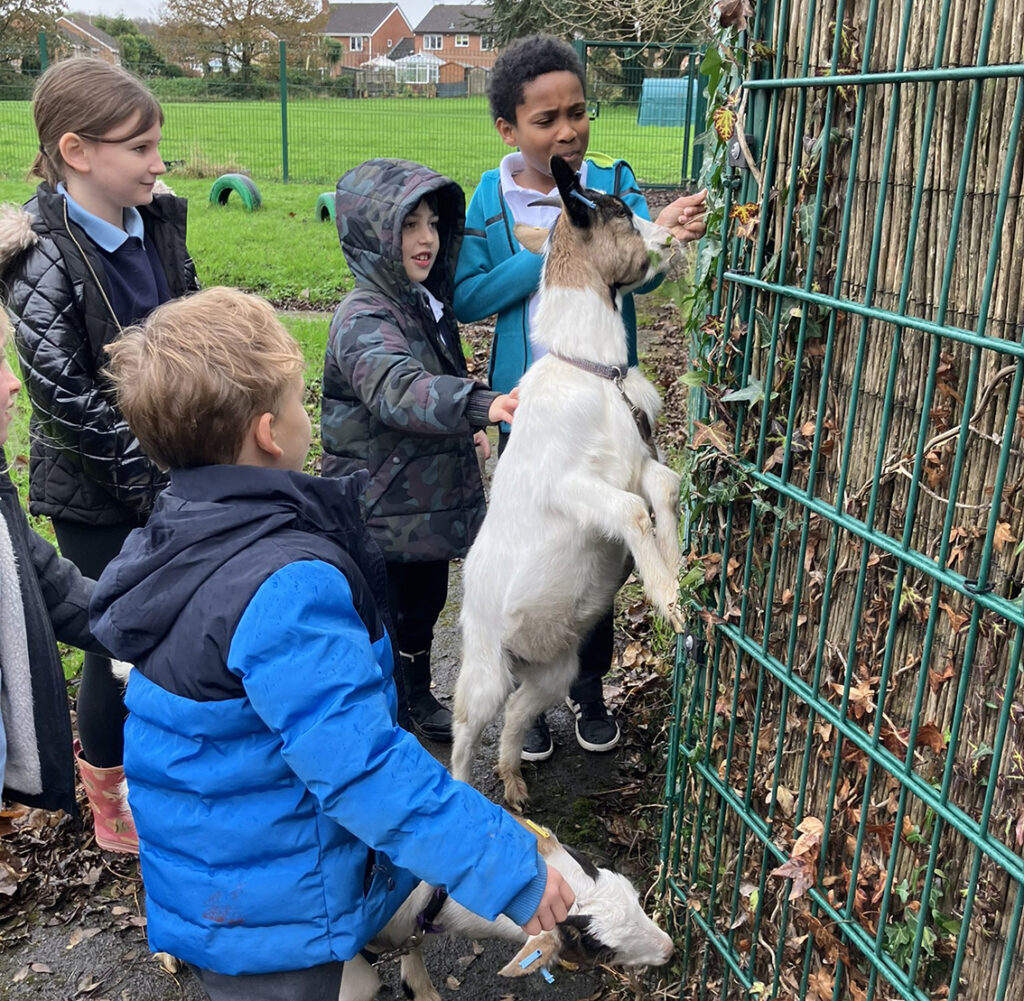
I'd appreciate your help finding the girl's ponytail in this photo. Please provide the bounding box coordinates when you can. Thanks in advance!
[31,144,58,187]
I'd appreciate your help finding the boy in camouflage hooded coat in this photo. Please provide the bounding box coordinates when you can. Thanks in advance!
[322,158,516,741]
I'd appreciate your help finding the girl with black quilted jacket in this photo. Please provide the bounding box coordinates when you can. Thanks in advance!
[0,59,198,853]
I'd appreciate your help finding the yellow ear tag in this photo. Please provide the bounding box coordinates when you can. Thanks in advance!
[525,819,551,839]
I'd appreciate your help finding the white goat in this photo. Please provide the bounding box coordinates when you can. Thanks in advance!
[338,818,673,1001]
[451,156,684,810]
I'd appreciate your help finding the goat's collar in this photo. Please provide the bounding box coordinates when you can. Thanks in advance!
[549,352,631,383]
[359,888,449,965]
[549,353,657,459]
[417,887,448,934]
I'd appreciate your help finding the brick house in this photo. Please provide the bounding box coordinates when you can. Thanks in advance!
[412,4,495,70]
[55,14,121,65]
[322,3,414,69]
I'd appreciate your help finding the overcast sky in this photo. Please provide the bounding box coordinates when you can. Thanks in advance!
[72,0,476,28]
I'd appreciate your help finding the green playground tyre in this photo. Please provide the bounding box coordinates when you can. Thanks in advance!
[208,173,262,211]
[316,191,335,222]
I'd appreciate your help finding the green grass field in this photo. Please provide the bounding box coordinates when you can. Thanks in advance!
[0,176,352,307]
[0,95,693,189]
[5,311,331,536]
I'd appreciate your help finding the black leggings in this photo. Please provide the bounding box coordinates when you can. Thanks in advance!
[385,559,450,656]
[52,519,136,769]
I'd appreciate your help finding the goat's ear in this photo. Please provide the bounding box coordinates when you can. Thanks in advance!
[498,931,561,977]
[550,155,591,228]
[513,223,550,255]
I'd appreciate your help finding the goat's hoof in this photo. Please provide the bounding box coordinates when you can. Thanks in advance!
[667,607,685,634]
[401,981,441,1001]
[502,774,530,812]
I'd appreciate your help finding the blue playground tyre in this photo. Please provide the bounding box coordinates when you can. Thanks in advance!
[316,192,335,222]
[209,173,262,211]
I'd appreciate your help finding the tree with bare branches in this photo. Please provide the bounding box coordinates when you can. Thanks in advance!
[0,0,62,54]
[470,0,708,48]
[159,0,324,78]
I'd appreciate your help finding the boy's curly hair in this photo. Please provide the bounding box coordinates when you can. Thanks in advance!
[105,287,304,470]
[487,35,586,124]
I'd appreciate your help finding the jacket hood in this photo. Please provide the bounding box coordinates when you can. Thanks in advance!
[0,202,37,276]
[334,158,465,308]
[90,465,370,662]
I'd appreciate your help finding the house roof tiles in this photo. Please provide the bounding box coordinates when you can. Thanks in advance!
[57,14,120,52]
[324,3,410,36]
[414,4,487,34]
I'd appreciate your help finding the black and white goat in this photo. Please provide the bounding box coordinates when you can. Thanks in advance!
[451,156,683,810]
[339,818,673,1001]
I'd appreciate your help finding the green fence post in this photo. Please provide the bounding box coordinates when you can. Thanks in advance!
[573,38,587,77]
[279,40,289,183]
[38,31,47,71]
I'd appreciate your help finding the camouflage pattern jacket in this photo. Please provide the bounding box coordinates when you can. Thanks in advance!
[322,159,497,562]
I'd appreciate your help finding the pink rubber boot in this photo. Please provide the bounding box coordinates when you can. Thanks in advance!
[74,740,139,854]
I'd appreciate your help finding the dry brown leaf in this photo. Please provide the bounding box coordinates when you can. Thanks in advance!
[76,972,101,994]
[993,521,1016,551]
[772,784,795,814]
[154,951,180,974]
[939,601,970,633]
[792,816,825,858]
[916,721,947,753]
[67,926,101,950]
[715,0,754,31]
[692,419,734,455]
[0,860,22,896]
[770,855,815,899]
[809,965,835,1000]
[928,660,955,693]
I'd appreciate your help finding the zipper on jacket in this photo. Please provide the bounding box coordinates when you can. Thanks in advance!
[61,199,122,334]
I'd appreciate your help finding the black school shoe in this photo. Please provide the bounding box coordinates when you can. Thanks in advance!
[521,713,554,761]
[407,690,453,743]
[565,696,621,752]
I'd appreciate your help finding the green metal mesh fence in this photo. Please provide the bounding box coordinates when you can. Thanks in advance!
[575,40,705,188]
[663,2,1024,1000]
[0,36,702,190]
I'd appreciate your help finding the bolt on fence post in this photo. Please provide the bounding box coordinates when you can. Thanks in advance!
[279,40,289,183]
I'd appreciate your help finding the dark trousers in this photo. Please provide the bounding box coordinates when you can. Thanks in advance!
[497,430,614,704]
[188,961,345,1001]
[385,559,450,655]
[51,518,136,768]
[385,559,450,729]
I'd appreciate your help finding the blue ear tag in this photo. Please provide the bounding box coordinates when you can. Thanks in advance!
[569,189,597,210]
[519,948,544,969]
